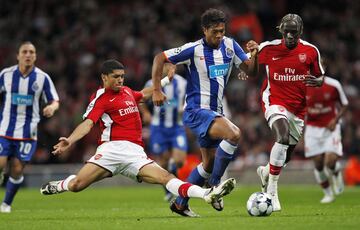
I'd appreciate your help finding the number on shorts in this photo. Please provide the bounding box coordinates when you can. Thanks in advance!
[19,142,32,154]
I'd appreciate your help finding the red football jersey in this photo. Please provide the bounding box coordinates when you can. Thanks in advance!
[306,77,348,127]
[84,86,144,146]
[259,39,325,118]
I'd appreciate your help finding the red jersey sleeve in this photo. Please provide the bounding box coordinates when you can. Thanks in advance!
[84,99,105,123]
[130,89,144,103]
[83,89,106,123]
[310,47,325,77]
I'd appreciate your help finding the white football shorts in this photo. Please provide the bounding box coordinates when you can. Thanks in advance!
[87,140,154,182]
[304,124,343,158]
[265,105,304,145]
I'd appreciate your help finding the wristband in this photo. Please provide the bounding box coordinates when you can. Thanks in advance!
[160,76,170,87]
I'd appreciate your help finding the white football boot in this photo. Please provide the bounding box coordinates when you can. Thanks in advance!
[320,194,335,204]
[40,180,65,195]
[257,166,269,193]
[0,202,11,213]
[204,178,236,204]
[332,172,344,196]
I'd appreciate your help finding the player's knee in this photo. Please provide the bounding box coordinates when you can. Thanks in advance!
[326,161,336,170]
[229,127,241,142]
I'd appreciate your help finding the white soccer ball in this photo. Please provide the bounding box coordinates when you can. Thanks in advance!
[246,192,273,216]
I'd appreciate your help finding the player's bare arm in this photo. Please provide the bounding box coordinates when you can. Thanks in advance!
[52,119,94,155]
[239,40,259,77]
[43,101,60,118]
[146,60,175,101]
[151,52,168,106]
[303,75,324,87]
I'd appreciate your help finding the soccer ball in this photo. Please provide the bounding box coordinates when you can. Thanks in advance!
[246,192,273,216]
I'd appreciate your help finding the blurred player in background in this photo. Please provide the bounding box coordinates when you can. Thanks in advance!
[0,41,59,213]
[255,14,324,211]
[152,8,258,216]
[304,59,348,203]
[140,64,188,202]
[40,60,236,215]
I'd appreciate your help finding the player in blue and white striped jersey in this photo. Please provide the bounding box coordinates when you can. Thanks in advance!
[140,64,188,202]
[152,9,259,217]
[0,41,59,213]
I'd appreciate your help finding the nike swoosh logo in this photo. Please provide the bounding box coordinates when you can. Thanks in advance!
[272,57,280,60]
[109,98,116,102]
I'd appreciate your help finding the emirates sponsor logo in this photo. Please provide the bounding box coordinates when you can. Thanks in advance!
[119,106,139,116]
[94,154,102,160]
[274,68,306,81]
[273,73,306,81]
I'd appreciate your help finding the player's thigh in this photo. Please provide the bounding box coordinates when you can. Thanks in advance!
[208,116,240,140]
[310,154,325,170]
[138,162,174,185]
[324,152,339,168]
[74,163,112,187]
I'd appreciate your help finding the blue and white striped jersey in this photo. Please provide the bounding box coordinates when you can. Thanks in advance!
[163,36,248,114]
[145,74,187,128]
[0,65,59,140]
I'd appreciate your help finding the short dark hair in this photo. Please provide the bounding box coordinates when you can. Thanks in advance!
[201,8,226,29]
[101,59,124,75]
[17,41,35,53]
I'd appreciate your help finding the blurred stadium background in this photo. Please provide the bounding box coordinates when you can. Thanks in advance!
[0,0,359,187]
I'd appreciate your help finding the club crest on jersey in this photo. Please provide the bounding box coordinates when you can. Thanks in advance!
[31,81,39,91]
[225,48,234,58]
[324,93,331,100]
[298,53,307,63]
[94,154,102,160]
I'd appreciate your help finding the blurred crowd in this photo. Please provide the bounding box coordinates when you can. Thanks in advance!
[0,0,359,165]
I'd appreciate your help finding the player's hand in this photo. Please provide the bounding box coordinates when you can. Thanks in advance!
[303,75,324,87]
[152,90,167,106]
[246,40,259,56]
[326,118,337,131]
[43,104,56,117]
[237,71,249,80]
[52,137,72,155]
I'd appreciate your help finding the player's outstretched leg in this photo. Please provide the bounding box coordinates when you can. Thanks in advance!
[257,163,269,193]
[40,175,76,195]
[167,178,236,217]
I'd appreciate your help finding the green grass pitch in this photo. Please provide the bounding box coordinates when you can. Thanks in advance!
[1,185,359,229]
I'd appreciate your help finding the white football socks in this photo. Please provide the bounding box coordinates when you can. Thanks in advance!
[57,175,76,191]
